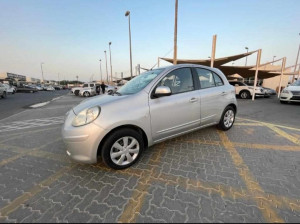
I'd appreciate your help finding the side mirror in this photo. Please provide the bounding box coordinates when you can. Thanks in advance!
[154,86,172,97]
[235,84,239,87]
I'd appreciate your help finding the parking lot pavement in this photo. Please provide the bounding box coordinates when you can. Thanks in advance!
[237,96,300,128]
[0,90,69,120]
[0,95,299,223]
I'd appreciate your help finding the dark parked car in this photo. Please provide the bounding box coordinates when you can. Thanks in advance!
[17,84,38,93]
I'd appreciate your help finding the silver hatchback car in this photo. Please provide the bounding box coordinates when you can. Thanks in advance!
[62,64,237,169]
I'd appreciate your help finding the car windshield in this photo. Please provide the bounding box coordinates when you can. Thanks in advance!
[291,80,300,86]
[117,69,164,95]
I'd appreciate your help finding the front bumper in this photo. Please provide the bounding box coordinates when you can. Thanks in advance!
[62,110,108,164]
[280,92,300,102]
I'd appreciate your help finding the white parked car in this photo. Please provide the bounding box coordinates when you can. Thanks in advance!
[71,83,96,96]
[280,80,300,104]
[229,81,265,99]
[79,87,96,97]
[3,84,16,94]
[0,83,7,98]
[46,86,55,91]
[106,85,118,95]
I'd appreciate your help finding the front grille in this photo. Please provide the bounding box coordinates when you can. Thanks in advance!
[291,96,300,100]
[291,91,300,95]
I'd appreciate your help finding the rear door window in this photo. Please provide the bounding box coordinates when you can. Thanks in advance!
[195,68,216,89]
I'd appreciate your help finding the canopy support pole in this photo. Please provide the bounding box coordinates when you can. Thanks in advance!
[278,57,286,98]
[173,0,178,65]
[210,35,217,67]
[252,49,262,101]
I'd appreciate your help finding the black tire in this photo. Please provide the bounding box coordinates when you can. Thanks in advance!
[280,100,288,104]
[239,90,250,99]
[1,91,7,99]
[83,91,90,97]
[101,128,144,170]
[74,90,80,96]
[218,106,236,131]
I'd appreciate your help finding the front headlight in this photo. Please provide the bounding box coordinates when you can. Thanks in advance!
[282,89,290,94]
[72,106,100,127]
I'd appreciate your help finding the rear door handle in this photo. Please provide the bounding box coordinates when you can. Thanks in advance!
[190,97,198,103]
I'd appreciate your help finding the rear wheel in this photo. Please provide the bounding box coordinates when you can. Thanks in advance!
[101,128,144,170]
[239,90,250,99]
[74,90,80,96]
[83,91,90,97]
[218,106,236,131]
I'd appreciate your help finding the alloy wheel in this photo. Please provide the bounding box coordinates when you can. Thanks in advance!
[110,136,140,166]
[223,109,235,128]
[241,92,248,99]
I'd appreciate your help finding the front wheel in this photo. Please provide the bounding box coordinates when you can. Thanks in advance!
[1,92,7,98]
[218,106,236,131]
[101,128,144,170]
[280,100,288,104]
[83,91,90,97]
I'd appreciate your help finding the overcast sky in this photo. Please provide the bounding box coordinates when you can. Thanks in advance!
[0,0,299,82]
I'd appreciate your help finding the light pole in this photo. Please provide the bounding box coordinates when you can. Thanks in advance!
[99,59,103,82]
[245,47,249,66]
[76,75,79,86]
[109,42,113,83]
[104,50,109,83]
[125,10,133,79]
[40,63,45,83]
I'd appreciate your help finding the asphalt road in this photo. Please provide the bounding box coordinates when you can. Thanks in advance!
[0,90,69,121]
[237,96,300,128]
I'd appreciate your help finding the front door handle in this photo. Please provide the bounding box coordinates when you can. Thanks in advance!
[220,92,227,96]
[190,97,198,103]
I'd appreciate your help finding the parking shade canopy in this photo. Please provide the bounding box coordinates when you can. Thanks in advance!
[161,50,257,67]
[160,51,295,79]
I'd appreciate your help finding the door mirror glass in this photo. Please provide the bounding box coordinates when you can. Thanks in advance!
[154,86,172,97]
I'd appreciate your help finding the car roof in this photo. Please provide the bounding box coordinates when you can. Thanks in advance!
[157,64,222,73]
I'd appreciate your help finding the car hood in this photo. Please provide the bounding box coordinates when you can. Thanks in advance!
[72,95,128,115]
[286,86,300,91]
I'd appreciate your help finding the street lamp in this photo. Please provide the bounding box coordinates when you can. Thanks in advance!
[272,56,276,65]
[104,50,109,83]
[99,59,103,82]
[125,10,133,79]
[245,47,249,66]
[40,63,45,83]
[109,42,113,83]
[76,75,79,86]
